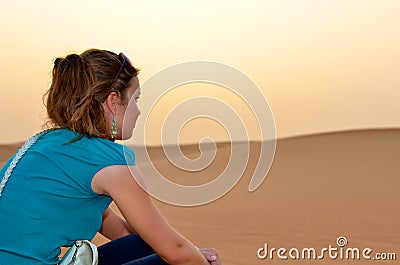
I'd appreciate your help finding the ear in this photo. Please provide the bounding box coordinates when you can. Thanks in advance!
[103,91,121,115]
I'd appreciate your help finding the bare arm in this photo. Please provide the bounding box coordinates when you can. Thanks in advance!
[92,165,209,265]
[99,206,136,240]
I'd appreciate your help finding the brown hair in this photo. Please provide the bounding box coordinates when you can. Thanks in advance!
[43,49,140,140]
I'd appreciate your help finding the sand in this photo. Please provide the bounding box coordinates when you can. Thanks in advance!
[1,128,400,265]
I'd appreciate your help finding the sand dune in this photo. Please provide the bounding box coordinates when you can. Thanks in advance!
[1,128,400,264]
[0,142,23,163]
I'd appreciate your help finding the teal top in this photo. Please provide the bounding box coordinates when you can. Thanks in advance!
[0,129,136,264]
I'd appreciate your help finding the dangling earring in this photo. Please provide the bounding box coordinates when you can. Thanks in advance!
[111,115,117,139]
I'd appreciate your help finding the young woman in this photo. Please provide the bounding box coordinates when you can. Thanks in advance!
[0,49,221,265]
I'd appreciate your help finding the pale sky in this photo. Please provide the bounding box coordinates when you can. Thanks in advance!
[0,0,399,144]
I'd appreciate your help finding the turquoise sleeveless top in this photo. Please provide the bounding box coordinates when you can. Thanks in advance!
[0,129,135,264]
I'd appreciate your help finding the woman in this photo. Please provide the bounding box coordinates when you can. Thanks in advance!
[0,49,221,265]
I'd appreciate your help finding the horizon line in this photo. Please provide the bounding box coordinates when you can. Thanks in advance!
[134,127,400,147]
[1,127,399,147]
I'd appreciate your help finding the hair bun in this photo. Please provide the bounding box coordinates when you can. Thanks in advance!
[54,57,62,66]
[65,54,81,62]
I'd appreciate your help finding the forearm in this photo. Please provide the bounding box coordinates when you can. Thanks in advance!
[108,219,135,239]
[157,228,209,265]
[99,207,136,240]
[163,240,209,265]
[179,246,210,265]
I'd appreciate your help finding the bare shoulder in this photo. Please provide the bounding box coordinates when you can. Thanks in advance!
[91,165,145,197]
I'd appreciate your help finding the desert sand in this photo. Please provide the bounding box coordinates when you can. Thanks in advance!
[1,128,399,265]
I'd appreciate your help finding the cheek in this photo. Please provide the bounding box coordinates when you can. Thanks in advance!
[123,103,139,126]
[130,103,139,120]
[123,104,139,139]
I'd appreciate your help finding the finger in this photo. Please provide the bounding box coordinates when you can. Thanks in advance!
[210,259,222,265]
[200,248,218,256]
[200,252,217,261]
[209,255,218,261]
[199,250,218,262]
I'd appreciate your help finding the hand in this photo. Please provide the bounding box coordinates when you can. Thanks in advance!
[199,248,222,265]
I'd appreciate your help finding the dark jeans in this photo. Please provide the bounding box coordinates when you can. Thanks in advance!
[98,234,169,265]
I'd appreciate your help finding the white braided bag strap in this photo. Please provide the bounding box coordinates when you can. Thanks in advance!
[0,130,53,198]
